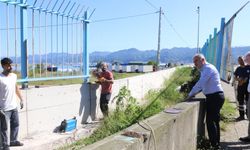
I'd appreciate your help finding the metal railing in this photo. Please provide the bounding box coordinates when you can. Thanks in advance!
[200,2,249,82]
[0,0,90,83]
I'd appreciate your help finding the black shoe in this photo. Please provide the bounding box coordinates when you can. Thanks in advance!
[10,141,23,146]
[239,137,250,142]
[235,116,245,121]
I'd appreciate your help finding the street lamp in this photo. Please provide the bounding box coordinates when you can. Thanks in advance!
[197,6,200,53]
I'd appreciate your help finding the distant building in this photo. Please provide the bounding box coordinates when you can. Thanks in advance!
[115,65,122,72]
[111,62,153,73]
[138,65,153,72]
[122,65,132,73]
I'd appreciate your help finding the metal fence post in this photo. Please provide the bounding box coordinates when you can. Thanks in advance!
[20,0,28,87]
[83,11,89,82]
[217,18,225,74]
[212,28,217,66]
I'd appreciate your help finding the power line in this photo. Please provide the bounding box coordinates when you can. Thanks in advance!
[143,0,191,47]
[144,0,158,11]
[162,12,191,47]
[0,11,158,32]
[91,11,158,23]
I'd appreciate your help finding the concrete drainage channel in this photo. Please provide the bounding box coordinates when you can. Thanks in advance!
[80,99,205,150]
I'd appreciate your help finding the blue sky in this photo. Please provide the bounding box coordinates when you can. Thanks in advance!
[81,0,250,52]
[0,0,250,54]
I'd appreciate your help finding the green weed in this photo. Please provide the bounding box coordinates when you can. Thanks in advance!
[220,98,236,131]
[59,67,194,149]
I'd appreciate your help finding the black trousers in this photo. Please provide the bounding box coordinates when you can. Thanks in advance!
[100,93,111,117]
[237,84,248,117]
[205,92,225,147]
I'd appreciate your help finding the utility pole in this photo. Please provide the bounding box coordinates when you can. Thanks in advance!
[156,7,162,70]
[197,6,200,53]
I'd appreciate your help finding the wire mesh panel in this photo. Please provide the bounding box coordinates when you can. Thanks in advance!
[201,17,234,82]
[0,0,89,82]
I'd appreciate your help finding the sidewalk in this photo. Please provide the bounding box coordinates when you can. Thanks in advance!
[221,120,250,150]
[11,121,101,150]
[220,82,250,150]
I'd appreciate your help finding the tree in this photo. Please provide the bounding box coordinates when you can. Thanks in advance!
[147,61,157,66]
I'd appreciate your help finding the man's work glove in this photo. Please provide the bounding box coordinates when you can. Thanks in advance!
[20,101,24,109]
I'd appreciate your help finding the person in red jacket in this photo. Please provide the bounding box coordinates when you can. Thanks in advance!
[93,62,114,117]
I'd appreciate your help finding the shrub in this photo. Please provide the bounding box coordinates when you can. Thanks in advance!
[60,67,193,149]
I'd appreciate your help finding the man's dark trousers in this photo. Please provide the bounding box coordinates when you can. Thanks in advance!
[206,92,225,147]
[100,93,111,117]
[237,84,248,118]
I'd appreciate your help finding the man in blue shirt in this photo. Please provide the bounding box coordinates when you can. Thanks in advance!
[188,54,225,149]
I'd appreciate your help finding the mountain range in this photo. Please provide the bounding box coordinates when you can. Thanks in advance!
[90,46,250,64]
[14,46,250,65]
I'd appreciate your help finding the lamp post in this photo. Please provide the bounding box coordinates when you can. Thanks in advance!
[156,7,162,70]
[197,6,200,53]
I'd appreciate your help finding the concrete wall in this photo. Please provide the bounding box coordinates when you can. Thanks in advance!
[81,99,206,150]
[18,68,176,138]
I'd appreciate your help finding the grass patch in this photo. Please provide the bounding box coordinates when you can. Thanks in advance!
[220,98,237,131]
[27,78,84,86]
[113,72,144,80]
[141,67,191,118]
[59,67,192,149]
[19,72,143,86]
